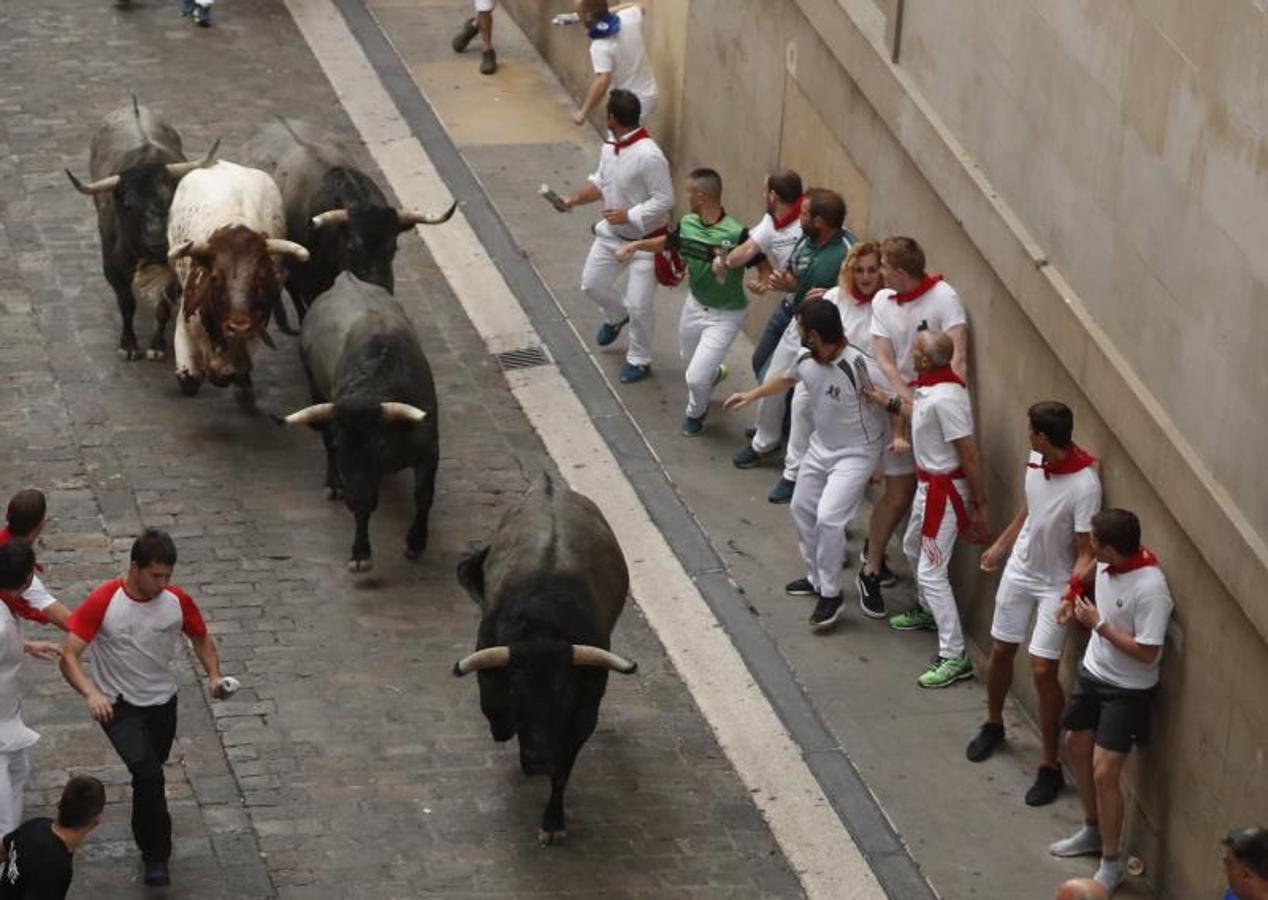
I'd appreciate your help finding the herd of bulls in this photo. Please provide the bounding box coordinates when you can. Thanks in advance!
[64,99,640,844]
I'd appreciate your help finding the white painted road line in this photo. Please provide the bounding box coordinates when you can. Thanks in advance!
[281,1,884,896]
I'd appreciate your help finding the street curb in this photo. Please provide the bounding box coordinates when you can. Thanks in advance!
[330,2,937,896]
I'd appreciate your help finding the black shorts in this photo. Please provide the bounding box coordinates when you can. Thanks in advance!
[1062,670,1155,752]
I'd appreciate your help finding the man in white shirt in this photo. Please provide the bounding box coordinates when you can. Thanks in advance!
[0,540,62,838]
[864,330,987,688]
[59,529,230,888]
[558,89,674,384]
[1,489,70,631]
[451,0,500,76]
[966,401,1101,807]
[724,299,887,632]
[1048,509,1173,895]
[857,236,970,617]
[573,1,658,125]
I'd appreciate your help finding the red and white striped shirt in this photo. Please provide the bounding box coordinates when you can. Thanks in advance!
[68,579,207,707]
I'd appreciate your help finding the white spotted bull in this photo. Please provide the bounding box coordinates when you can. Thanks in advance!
[453,474,637,845]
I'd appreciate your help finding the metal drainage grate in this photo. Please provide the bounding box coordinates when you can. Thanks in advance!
[494,345,551,371]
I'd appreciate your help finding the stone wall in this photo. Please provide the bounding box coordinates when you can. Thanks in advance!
[496,2,1268,896]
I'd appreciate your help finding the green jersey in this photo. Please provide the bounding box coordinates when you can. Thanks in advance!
[787,228,855,312]
[666,212,750,311]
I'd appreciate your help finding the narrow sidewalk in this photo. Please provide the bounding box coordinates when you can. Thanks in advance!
[360,3,1155,898]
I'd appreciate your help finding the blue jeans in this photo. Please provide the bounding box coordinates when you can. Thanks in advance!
[751,298,793,381]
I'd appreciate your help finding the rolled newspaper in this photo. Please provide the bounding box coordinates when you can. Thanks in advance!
[551,12,580,25]
[539,184,569,213]
[212,676,241,699]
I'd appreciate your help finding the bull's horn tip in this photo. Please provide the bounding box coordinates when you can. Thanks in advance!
[621,660,638,675]
[451,661,465,677]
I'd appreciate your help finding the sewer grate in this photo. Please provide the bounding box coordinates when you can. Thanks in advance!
[494,346,551,371]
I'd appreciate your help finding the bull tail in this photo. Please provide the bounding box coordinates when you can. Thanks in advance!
[131,92,141,120]
[274,114,312,148]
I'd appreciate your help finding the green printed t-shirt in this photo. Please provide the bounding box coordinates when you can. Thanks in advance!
[788,228,855,312]
[666,212,750,311]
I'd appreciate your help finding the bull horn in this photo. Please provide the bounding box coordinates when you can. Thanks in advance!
[167,239,211,263]
[571,645,638,674]
[310,209,349,229]
[452,646,510,676]
[397,201,457,227]
[380,402,427,424]
[280,403,334,426]
[265,238,310,262]
[165,139,221,178]
[65,170,120,196]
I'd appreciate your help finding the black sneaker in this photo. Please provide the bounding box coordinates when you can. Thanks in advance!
[1025,764,1065,807]
[452,17,479,52]
[479,48,498,75]
[809,594,844,632]
[965,722,1005,762]
[855,570,886,619]
[861,541,898,587]
[144,860,171,886]
[784,577,816,596]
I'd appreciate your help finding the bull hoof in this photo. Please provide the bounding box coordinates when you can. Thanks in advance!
[117,347,143,362]
[145,348,166,361]
[537,828,567,847]
[176,372,202,396]
[348,558,373,573]
[207,371,233,388]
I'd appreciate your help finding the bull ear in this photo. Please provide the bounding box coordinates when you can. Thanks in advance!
[65,170,120,196]
[168,239,213,264]
[397,201,457,230]
[456,546,490,601]
[571,645,638,674]
[452,646,510,676]
[311,209,350,230]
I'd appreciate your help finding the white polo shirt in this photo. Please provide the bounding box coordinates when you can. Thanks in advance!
[1006,452,1101,585]
[69,578,208,708]
[748,213,803,273]
[870,278,967,388]
[589,6,658,115]
[0,605,39,754]
[911,380,974,473]
[588,132,673,242]
[1082,563,1172,690]
[787,346,887,456]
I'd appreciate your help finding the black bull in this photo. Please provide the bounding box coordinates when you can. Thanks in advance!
[246,119,454,322]
[453,474,637,845]
[65,99,217,360]
[281,273,439,571]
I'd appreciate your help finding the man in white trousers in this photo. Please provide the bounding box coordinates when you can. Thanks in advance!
[451,0,500,76]
[0,540,62,838]
[725,299,887,632]
[864,330,987,688]
[558,89,674,384]
[618,167,749,434]
[732,190,853,504]
[857,236,970,615]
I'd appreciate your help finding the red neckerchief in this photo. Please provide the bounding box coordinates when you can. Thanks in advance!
[0,527,42,573]
[912,366,965,388]
[1028,444,1098,480]
[893,273,944,304]
[607,127,650,155]
[849,285,876,306]
[1107,546,1159,576]
[772,195,805,231]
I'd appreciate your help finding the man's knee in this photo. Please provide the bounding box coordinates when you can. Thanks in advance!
[1092,753,1124,791]
[1065,728,1094,757]
[991,640,1020,665]
[1032,656,1060,683]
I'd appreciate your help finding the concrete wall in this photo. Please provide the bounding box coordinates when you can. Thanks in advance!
[497,2,1268,897]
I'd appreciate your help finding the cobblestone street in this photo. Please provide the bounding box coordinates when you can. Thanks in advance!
[0,1,803,896]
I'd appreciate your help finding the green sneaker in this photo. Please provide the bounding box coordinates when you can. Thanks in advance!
[888,608,936,631]
[918,654,973,689]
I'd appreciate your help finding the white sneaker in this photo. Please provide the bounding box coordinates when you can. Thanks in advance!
[1049,824,1102,858]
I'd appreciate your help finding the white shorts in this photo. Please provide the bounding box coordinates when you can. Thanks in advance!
[881,442,916,477]
[989,569,1070,660]
[474,0,495,12]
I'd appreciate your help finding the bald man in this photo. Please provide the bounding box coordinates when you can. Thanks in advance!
[864,330,987,688]
[1054,878,1109,900]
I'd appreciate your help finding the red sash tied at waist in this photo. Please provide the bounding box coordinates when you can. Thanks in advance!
[916,467,968,565]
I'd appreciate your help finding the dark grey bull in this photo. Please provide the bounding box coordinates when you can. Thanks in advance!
[281,273,439,572]
[453,474,638,845]
[246,119,454,322]
[65,98,217,360]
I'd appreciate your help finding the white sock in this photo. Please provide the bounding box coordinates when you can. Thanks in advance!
[1095,856,1125,892]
